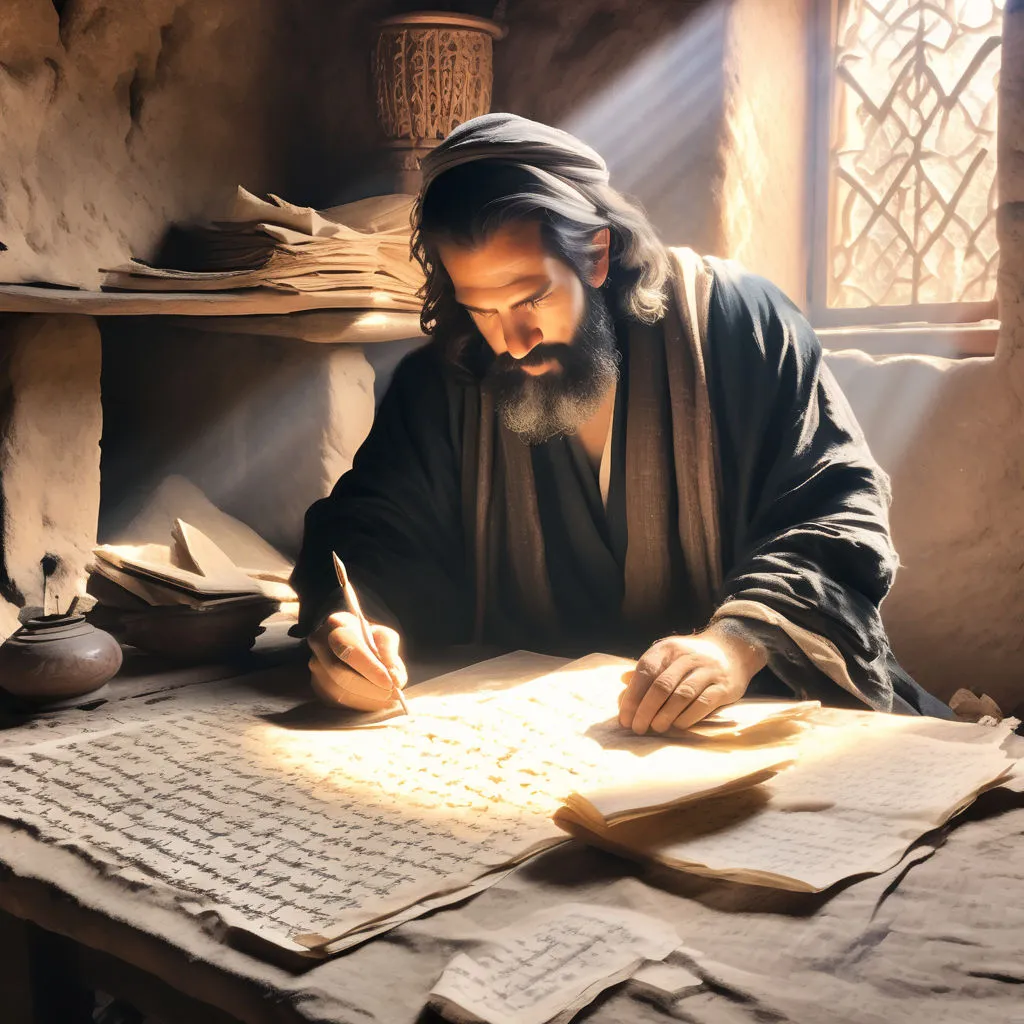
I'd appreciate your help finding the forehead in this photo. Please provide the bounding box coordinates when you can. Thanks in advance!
[437,220,552,290]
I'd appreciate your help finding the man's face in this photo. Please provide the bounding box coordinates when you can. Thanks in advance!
[438,221,619,444]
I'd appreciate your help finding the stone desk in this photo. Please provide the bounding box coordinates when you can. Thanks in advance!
[1,638,1023,1024]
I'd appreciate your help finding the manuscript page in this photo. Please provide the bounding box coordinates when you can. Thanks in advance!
[427,903,681,1024]
[0,653,789,957]
[589,710,1017,892]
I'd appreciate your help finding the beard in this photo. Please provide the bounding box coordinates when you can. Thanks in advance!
[485,287,620,446]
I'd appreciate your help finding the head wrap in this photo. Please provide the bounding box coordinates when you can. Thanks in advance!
[418,113,610,200]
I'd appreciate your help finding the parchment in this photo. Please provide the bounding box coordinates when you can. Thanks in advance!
[0,653,788,957]
[589,710,1017,892]
[684,699,820,737]
[427,903,681,1024]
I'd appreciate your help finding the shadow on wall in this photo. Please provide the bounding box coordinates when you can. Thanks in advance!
[99,319,376,558]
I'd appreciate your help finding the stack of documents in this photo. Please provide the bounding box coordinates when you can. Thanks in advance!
[102,189,423,312]
[551,679,1018,893]
[88,519,288,615]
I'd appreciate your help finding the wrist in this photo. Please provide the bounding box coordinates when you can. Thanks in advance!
[704,617,769,680]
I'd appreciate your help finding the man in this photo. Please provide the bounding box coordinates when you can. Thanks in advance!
[291,113,951,731]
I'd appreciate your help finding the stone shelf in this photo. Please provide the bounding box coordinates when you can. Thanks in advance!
[0,284,424,343]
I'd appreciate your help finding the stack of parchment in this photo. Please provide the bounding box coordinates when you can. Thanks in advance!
[549,662,1018,894]
[102,189,423,312]
[87,519,287,660]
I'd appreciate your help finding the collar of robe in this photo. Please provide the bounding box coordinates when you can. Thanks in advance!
[461,246,724,647]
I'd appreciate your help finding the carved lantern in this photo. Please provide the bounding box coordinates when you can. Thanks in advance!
[373,12,506,193]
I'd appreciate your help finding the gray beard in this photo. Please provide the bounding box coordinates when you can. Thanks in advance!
[487,288,620,446]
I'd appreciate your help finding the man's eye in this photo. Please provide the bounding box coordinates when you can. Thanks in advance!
[469,308,496,318]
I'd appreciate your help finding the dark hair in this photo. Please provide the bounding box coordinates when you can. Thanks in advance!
[411,161,670,365]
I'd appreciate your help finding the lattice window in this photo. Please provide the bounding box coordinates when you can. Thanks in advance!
[824,0,1004,312]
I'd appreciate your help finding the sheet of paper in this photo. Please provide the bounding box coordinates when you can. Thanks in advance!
[595,711,1017,891]
[427,903,680,1024]
[684,699,820,737]
[0,653,782,957]
[171,519,258,592]
[93,544,260,597]
[560,747,793,827]
[0,656,562,955]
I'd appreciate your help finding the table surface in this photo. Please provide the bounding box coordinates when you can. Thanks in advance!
[2,641,1023,1024]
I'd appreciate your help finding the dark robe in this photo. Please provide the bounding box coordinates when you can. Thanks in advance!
[291,260,951,719]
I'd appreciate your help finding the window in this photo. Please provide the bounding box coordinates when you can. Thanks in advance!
[810,0,1005,336]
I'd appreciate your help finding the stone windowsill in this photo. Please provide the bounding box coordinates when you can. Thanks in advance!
[815,321,1000,359]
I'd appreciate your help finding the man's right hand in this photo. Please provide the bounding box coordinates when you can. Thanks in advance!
[307,612,408,711]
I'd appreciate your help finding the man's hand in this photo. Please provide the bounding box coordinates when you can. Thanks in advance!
[307,611,408,711]
[618,621,768,734]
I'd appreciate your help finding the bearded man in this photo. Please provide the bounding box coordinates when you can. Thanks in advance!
[291,113,951,731]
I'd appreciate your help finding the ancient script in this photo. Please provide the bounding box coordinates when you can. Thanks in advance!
[428,903,683,1024]
[0,653,789,959]
[573,708,1018,892]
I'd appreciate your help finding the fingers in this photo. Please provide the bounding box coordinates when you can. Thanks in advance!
[319,612,393,691]
[670,682,733,732]
[618,642,674,728]
[306,611,410,711]
[630,656,701,734]
[308,656,398,712]
[371,624,408,689]
[648,667,717,733]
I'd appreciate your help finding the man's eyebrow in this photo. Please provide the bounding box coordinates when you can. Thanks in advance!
[511,284,552,309]
[459,282,552,315]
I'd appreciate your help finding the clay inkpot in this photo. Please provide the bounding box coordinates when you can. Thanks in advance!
[0,613,122,708]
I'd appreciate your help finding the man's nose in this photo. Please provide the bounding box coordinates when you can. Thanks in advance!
[501,313,542,360]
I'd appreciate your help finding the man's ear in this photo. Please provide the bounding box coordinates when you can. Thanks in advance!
[588,227,611,288]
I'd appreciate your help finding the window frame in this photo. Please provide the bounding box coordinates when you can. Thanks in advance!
[806,0,1002,346]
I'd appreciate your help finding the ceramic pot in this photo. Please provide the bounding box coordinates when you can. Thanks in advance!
[372,11,505,191]
[0,614,122,706]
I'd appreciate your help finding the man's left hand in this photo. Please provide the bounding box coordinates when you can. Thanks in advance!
[618,621,768,734]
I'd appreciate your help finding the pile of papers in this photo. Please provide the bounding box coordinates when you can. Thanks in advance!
[551,679,1018,894]
[0,651,1017,970]
[102,189,423,312]
[88,518,290,615]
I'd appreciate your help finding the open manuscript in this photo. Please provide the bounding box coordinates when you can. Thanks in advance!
[0,652,1017,964]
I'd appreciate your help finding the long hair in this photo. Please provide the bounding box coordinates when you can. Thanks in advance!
[411,161,670,367]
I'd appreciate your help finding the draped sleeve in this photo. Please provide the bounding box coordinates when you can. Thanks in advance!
[703,259,949,716]
[290,344,473,650]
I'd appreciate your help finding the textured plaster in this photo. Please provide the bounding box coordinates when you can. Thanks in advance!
[0,314,102,622]
[0,0,385,289]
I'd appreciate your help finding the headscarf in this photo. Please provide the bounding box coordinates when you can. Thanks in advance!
[416,113,614,228]
[418,112,610,194]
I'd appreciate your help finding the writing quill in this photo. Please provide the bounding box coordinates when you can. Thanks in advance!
[332,552,410,717]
